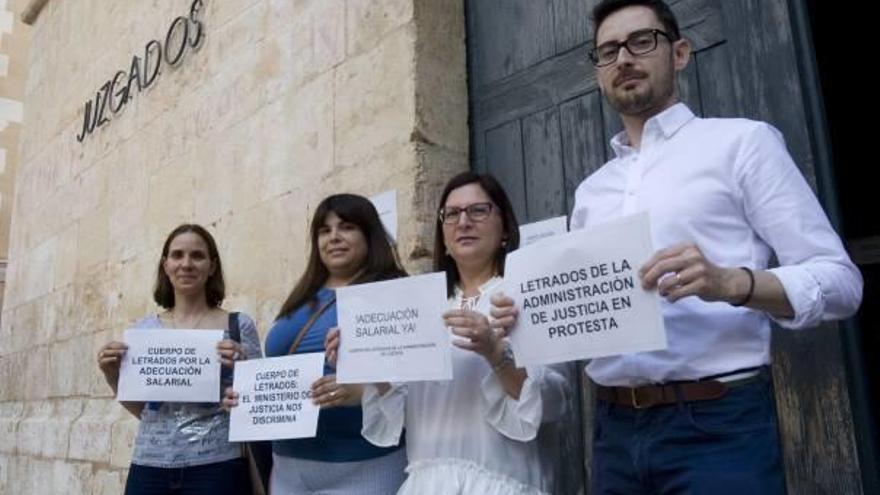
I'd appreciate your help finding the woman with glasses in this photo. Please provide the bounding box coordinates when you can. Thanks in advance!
[327,172,571,494]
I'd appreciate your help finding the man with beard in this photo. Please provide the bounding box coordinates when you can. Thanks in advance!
[564,0,861,493]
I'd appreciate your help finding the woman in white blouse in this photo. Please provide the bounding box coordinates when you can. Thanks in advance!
[327,172,571,494]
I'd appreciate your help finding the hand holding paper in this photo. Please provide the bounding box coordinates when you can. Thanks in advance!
[640,242,748,304]
[488,293,519,337]
[221,386,239,411]
[444,308,503,360]
[97,341,129,387]
[310,375,363,409]
[324,328,341,368]
[216,339,245,368]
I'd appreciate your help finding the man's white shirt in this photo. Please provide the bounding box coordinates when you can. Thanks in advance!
[570,103,862,386]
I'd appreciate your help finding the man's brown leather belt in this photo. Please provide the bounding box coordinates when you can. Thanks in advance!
[596,380,728,409]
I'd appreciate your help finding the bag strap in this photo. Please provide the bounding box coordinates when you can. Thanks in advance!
[228,312,241,343]
[287,297,336,355]
[223,312,242,383]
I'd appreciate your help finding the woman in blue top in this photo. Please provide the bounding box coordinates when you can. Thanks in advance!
[225,193,407,494]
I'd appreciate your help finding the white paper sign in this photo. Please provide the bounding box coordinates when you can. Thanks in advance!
[519,215,568,247]
[117,329,223,402]
[505,213,667,366]
[336,272,452,384]
[229,353,325,442]
[370,190,398,242]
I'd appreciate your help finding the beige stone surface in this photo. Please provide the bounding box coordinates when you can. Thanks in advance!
[68,399,122,463]
[0,454,8,493]
[1,0,469,491]
[0,0,29,293]
[88,467,127,495]
[0,402,24,453]
[346,0,414,57]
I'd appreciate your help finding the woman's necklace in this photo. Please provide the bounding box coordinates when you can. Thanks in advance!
[170,309,210,329]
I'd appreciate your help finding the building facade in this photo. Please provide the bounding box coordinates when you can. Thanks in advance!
[1,0,876,493]
[0,1,467,492]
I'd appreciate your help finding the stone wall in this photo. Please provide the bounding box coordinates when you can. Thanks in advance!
[0,0,28,314]
[0,0,468,492]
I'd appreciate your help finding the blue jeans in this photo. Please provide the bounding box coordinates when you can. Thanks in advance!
[124,457,249,495]
[592,375,787,494]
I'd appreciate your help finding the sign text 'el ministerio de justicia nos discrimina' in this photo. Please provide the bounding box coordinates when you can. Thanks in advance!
[76,0,205,142]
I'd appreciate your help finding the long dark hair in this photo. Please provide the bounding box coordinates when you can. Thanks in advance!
[433,172,520,296]
[276,194,406,319]
[153,224,225,309]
